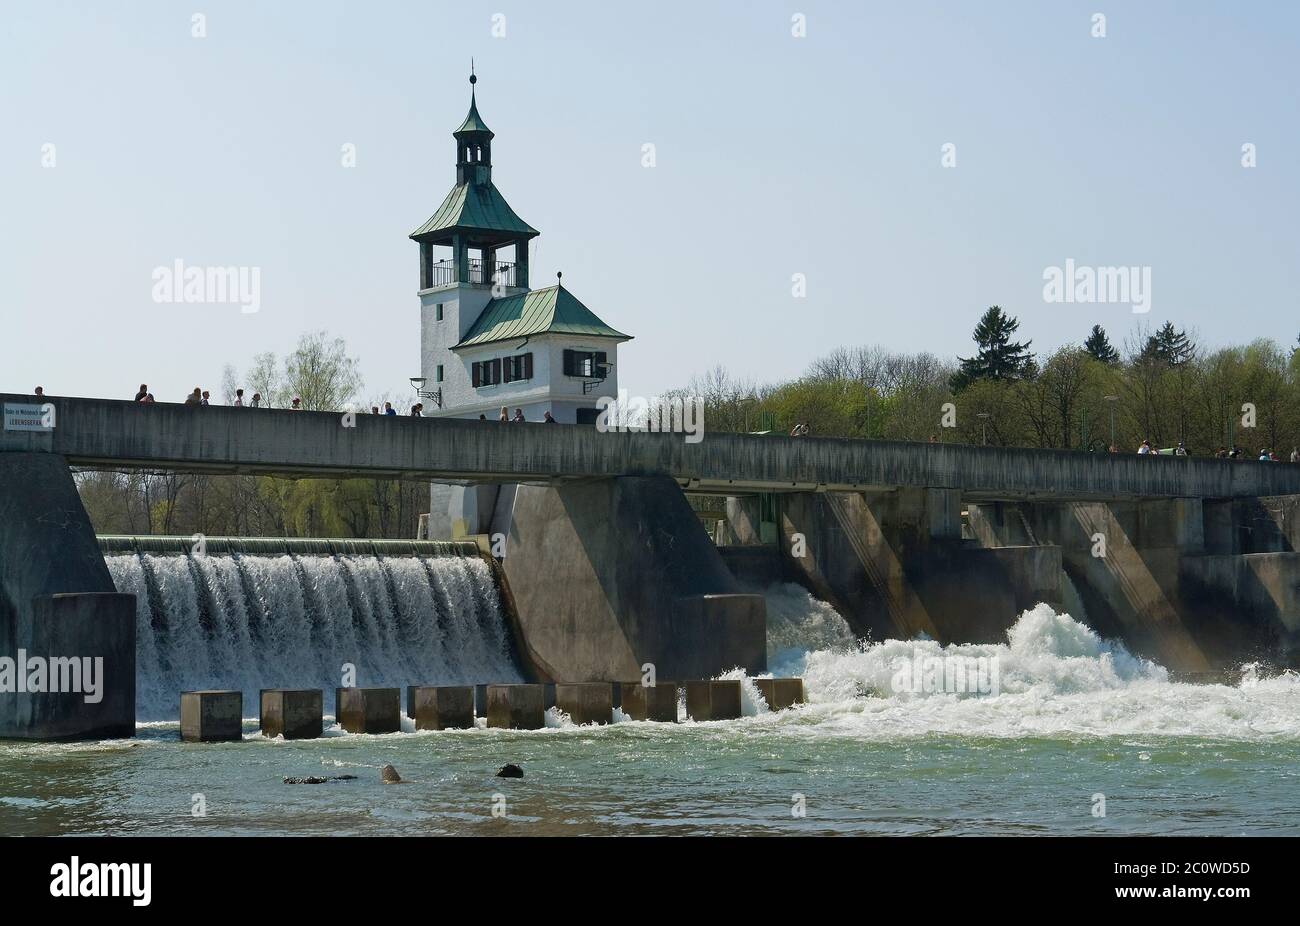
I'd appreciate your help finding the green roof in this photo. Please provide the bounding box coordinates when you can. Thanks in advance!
[410,182,539,241]
[455,285,631,348]
[455,91,493,137]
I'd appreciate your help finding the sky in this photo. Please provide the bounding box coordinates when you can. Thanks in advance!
[3,0,1299,404]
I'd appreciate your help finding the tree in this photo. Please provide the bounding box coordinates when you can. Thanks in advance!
[1137,321,1196,367]
[951,306,1034,391]
[1083,324,1119,365]
[284,331,364,411]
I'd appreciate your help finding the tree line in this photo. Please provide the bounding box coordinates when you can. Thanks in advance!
[670,307,1300,456]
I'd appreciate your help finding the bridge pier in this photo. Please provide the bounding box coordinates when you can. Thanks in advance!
[777,488,1060,645]
[493,475,767,683]
[0,453,135,739]
[967,497,1300,672]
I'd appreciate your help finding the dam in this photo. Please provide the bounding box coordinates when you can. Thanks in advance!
[3,391,1300,738]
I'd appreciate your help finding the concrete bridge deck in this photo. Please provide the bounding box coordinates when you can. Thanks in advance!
[4,393,1299,501]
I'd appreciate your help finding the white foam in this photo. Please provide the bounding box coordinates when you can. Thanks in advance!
[753,590,1300,742]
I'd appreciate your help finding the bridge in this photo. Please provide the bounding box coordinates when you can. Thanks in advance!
[3,391,1300,740]
[4,393,1298,501]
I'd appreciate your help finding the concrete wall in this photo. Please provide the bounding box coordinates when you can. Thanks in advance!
[0,453,134,739]
[9,393,1300,498]
[0,593,136,740]
[497,475,766,682]
[0,453,117,632]
[779,489,1061,644]
[968,497,1300,671]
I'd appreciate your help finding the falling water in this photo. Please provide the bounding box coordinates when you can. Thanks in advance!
[105,551,523,720]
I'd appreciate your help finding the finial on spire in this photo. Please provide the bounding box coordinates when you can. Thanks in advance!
[557,271,563,284]
[470,59,477,85]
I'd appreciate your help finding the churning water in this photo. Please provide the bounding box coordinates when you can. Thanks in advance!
[3,577,1299,836]
[104,552,521,719]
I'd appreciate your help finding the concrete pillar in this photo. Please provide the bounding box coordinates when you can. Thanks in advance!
[410,686,474,730]
[619,683,679,722]
[555,682,613,725]
[723,495,764,546]
[515,238,529,289]
[1,592,136,740]
[685,679,742,721]
[486,684,545,729]
[335,687,400,734]
[474,683,489,718]
[452,232,467,283]
[181,690,242,742]
[260,689,322,740]
[419,241,432,289]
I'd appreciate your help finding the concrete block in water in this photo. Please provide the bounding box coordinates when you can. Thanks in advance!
[411,686,474,730]
[555,682,612,725]
[755,677,804,711]
[181,690,243,742]
[335,687,400,734]
[474,683,489,718]
[619,683,679,722]
[486,684,545,729]
[772,678,805,710]
[685,679,742,721]
[260,689,322,740]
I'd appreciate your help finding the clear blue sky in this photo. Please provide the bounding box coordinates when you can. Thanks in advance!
[4,1,1298,402]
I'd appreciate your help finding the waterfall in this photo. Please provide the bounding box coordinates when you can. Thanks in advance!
[104,551,523,720]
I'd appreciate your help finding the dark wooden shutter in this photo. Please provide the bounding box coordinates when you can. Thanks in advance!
[523,352,533,380]
[491,358,501,384]
[595,351,607,375]
[471,362,480,387]
[502,358,513,384]
[563,349,575,376]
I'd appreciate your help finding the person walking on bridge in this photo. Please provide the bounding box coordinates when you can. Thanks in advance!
[135,384,148,401]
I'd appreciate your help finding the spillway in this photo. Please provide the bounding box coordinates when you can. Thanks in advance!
[99,537,523,720]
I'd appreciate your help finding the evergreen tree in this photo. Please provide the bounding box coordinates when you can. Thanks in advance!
[1138,321,1196,367]
[1083,324,1119,364]
[951,306,1034,390]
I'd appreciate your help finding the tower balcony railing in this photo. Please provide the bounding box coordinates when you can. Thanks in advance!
[427,258,517,288]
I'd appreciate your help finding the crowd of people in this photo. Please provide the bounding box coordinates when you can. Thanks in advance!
[1119,437,1298,462]
[116,386,565,423]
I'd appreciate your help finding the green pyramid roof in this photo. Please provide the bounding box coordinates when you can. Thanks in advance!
[409,182,539,242]
[455,284,631,349]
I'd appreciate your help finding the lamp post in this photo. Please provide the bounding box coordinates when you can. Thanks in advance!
[1103,395,1119,449]
[409,376,442,410]
[976,412,990,446]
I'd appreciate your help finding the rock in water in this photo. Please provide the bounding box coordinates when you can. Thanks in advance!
[496,763,524,778]
[381,764,402,784]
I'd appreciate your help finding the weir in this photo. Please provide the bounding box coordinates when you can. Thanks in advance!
[4,393,1300,737]
[102,539,524,720]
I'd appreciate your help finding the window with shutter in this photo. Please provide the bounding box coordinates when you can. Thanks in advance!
[563,349,576,376]
[522,352,533,380]
[491,358,501,384]
[472,363,481,387]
